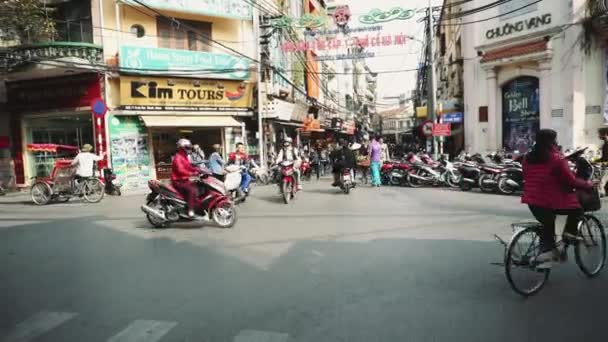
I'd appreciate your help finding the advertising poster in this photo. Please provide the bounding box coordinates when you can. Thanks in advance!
[109,116,152,190]
[502,76,540,153]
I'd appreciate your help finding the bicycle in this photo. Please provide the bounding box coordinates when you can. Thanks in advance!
[502,213,606,296]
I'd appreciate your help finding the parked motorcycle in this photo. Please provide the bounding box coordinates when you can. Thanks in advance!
[141,172,236,229]
[496,165,523,195]
[103,168,122,196]
[278,160,298,204]
[381,161,411,186]
[407,162,445,187]
[478,164,504,193]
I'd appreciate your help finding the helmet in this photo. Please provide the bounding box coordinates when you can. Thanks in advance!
[283,137,293,145]
[177,138,192,150]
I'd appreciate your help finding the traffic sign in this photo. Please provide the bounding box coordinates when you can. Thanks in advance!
[422,121,433,137]
[91,98,108,117]
[442,112,463,123]
[432,123,451,137]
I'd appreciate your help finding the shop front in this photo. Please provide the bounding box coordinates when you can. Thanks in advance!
[112,76,253,188]
[6,74,103,183]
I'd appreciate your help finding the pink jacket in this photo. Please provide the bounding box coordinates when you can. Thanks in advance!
[522,150,591,209]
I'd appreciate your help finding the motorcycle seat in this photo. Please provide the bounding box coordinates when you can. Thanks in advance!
[160,183,185,200]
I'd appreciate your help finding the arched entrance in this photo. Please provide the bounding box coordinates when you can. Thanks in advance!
[501,76,539,153]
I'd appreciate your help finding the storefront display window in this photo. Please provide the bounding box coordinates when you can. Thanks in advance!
[24,114,93,177]
[109,116,152,190]
[502,76,539,153]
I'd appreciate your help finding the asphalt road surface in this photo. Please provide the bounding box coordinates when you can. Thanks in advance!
[1,180,607,342]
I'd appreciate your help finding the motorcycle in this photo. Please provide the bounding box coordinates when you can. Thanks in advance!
[102,168,122,196]
[301,157,312,181]
[141,171,236,229]
[478,164,504,193]
[406,162,444,187]
[438,158,462,188]
[279,160,298,204]
[496,165,523,195]
[224,164,246,204]
[381,161,411,186]
[338,167,354,194]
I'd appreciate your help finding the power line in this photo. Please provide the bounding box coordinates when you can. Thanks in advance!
[438,0,543,26]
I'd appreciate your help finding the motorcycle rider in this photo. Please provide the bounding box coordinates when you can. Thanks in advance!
[228,142,258,197]
[331,139,356,187]
[190,144,206,170]
[276,137,302,190]
[171,139,201,220]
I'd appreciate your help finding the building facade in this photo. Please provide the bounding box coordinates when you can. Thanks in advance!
[461,0,606,153]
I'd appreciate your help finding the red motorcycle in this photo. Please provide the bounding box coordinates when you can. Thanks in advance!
[141,172,236,229]
[381,160,411,186]
[301,157,312,181]
[279,160,298,204]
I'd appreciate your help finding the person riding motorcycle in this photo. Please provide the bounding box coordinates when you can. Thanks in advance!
[228,142,258,197]
[171,139,201,219]
[276,137,302,190]
[331,140,356,187]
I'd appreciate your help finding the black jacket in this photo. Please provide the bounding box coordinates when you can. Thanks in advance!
[602,141,608,162]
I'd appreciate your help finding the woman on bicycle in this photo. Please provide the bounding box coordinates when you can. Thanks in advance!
[522,129,593,266]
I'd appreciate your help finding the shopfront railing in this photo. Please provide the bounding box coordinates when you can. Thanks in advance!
[1,42,103,73]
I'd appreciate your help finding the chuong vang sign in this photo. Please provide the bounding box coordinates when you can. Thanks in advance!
[486,13,552,39]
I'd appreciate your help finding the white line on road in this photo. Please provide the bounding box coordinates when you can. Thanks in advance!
[106,320,177,342]
[233,330,289,342]
[1,311,77,342]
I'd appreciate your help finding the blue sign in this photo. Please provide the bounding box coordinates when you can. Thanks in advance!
[442,112,463,123]
[91,98,108,116]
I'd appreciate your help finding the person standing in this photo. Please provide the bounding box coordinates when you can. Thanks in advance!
[310,145,321,180]
[379,137,389,162]
[208,144,225,181]
[71,144,105,178]
[368,136,382,187]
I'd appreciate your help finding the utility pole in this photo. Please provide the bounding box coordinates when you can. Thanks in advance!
[253,7,265,168]
[426,0,438,158]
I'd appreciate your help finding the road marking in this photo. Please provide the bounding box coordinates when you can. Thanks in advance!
[1,311,77,342]
[233,330,289,342]
[106,320,177,342]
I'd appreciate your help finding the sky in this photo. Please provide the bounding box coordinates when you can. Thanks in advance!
[344,0,443,106]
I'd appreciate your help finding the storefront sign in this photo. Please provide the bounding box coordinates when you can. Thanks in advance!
[119,76,253,110]
[282,33,408,53]
[486,13,551,39]
[432,123,451,137]
[303,25,383,37]
[502,76,539,153]
[7,75,101,111]
[358,7,417,25]
[441,112,463,123]
[108,116,152,190]
[315,51,375,61]
[126,0,252,20]
[119,46,251,80]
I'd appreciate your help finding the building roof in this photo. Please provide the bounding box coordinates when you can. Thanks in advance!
[480,39,547,63]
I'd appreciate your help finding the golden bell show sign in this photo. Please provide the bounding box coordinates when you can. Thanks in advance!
[119,76,253,111]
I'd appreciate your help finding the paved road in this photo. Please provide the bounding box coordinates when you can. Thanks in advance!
[0,181,606,341]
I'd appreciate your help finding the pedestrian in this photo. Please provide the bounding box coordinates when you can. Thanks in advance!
[310,146,321,180]
[368,135,382,187]
[379,137,389,162]
[190,144,206,170]
[208,144,225,181]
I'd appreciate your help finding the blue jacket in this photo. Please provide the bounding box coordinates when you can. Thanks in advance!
[208,152,224,175]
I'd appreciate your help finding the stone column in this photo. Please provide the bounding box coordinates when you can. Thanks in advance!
[486,67,499,151]
[539,60,552,130]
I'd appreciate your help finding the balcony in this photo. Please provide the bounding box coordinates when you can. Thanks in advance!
[589,0,608,39]
[1,42,103,74]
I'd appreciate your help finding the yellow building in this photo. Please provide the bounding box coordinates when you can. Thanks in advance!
[94,0,256,189]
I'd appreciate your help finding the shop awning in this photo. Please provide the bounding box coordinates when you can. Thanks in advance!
[141,116,242,127]
[274,120,303,128]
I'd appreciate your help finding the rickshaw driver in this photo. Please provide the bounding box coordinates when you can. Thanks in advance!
[71,144,105,181]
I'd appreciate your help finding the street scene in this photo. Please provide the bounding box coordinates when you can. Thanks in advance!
[1,182,607,342]
[2,0,608,341]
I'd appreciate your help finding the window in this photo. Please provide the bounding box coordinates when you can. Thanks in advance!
[156,17,212,51]
[130,24,145,38]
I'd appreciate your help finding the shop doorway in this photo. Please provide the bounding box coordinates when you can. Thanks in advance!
[24,113,93,177]
[502,76,539,153]
[151,127,223,179]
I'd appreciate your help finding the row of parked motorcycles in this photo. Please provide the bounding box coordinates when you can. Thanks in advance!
[379,151,524,195]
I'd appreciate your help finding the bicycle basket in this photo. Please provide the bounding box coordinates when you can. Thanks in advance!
[578,186,601,212]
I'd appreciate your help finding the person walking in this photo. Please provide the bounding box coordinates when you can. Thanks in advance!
[368,136,382,187]
[208,144,225,181]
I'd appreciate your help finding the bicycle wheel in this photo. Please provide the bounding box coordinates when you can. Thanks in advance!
[575,214,607,277]
[83,178,104,203]
[505,226,551,296]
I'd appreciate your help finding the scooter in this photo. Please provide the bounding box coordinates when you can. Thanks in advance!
[224,164,246,204]
[301,157,312,181]
[337,167,354,194]
[103,168,122,196]
[141,171,236,229]
[278,160,298,204]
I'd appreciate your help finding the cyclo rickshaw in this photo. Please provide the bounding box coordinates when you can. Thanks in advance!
[28,144,104,205]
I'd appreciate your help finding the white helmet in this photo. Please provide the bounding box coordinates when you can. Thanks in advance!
[284,137,293,144]
[177,138,192,150]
